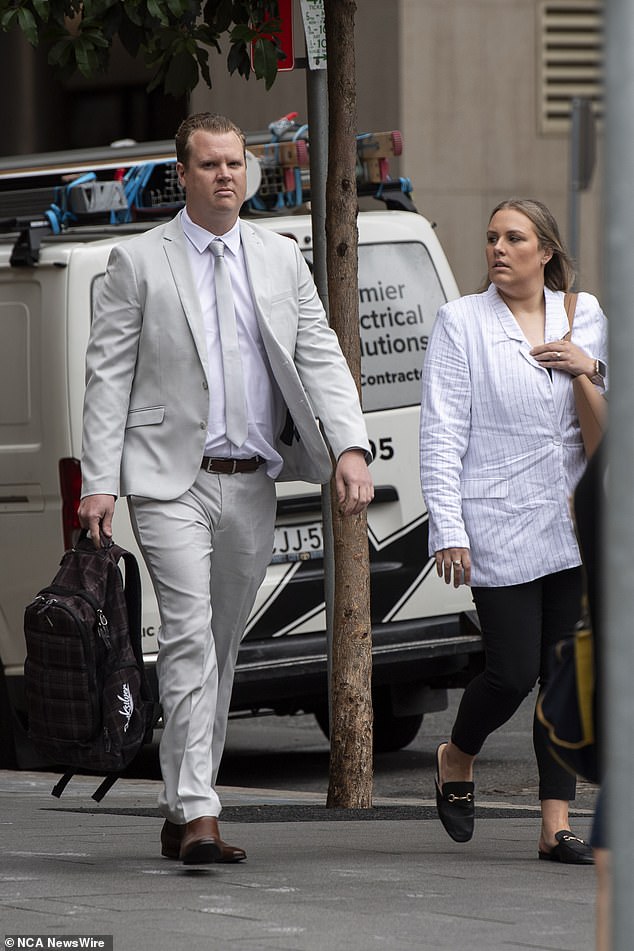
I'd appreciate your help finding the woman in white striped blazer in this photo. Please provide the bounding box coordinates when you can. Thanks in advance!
[420,198,607,863]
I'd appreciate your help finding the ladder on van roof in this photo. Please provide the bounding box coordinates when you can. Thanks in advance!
[0,118,416,266]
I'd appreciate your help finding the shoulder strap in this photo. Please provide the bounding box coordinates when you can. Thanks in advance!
[563,292,578,333]
[52,768,123,802]
[109,544,143,668]
[109,544,158,733]
[91,773,120,803]
[51,771,74,799]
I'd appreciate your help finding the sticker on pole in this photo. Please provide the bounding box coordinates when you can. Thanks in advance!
[300,0,327,70]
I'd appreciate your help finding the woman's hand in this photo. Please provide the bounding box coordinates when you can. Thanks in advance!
[435,547,471,587]
[530,339,596,378]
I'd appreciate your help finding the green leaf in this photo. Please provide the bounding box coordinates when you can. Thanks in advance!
[203,0,233,33]
[96,3,122,41]
[252,36,278,89]
[147,0,169,25]
[165,0,192,17]
[80,28,110,48]
[74,37,97,75]
[145,55,168,91]
[124,1,144,27]
[164,47,200,97]
[48,37,74,68]
[196,44,211,86]
[227,43,251,79]
[33,0,51,21]
[192,22,220,45]
[0,9,19,31]
[81,0,109,16]
[251,16,282,39]
[17,6,39,45]
[231,23,258,43]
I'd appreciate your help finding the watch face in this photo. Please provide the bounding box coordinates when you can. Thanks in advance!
[597,359,607,378]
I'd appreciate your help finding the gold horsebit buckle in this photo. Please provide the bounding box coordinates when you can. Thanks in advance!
[446,792,474,803]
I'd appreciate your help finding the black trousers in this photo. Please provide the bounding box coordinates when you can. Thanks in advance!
[452,567,583,801]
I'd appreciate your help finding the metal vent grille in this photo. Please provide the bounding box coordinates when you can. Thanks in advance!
[539,1,603,134]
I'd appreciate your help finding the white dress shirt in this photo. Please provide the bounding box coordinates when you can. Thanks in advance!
[419,285,608,587]
[181,209,284,477]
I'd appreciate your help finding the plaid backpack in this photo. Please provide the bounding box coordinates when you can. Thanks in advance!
[23,532,159,801]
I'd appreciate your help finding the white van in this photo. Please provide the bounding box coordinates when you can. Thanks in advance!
[0,141,481,767]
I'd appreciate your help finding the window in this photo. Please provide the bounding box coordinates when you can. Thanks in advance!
[539,0,603,134]
[357,242,446,411]
[303,241,448,412]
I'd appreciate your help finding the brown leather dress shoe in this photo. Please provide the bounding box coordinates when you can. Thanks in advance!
[161,819,246,863]
[179,817,221,864]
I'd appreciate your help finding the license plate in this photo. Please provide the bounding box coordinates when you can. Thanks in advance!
[271,521,324,563]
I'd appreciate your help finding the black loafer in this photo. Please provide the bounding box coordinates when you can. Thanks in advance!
[538,830,594,865]
[434,742,475,843]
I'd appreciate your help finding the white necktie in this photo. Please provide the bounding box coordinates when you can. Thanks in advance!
[209,240,248,447]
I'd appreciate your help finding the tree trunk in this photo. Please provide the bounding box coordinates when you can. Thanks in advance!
[324,0,373,809]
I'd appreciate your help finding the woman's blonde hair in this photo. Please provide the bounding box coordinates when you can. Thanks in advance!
[487,198,576,292]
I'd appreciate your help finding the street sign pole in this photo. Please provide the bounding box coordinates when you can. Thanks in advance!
[604,1,634,947]
[299,0,334,723]
[568,97,596,287]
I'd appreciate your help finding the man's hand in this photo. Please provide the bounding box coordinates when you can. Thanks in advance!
[334,449,374,517]
[77,494,116,548]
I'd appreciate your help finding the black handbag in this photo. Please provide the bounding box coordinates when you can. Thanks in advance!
[536,618,599,784]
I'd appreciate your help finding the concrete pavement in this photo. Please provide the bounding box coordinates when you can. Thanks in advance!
[0,770,597,951]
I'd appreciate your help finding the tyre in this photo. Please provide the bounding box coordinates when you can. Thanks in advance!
[0,669,54,769]
[0,667,18,768]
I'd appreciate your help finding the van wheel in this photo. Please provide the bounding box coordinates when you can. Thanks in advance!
[373,710,423,753]
[0,668,18,768]
[313,693,423,753]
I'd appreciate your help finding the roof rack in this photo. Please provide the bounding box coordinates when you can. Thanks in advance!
[0,118,415,265]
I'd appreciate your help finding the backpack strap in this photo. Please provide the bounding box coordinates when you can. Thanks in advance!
[110,544,160,741]
[51,771,74,799]
[91,773,121,802]
[118,548,143,668]
[52,771,126,802]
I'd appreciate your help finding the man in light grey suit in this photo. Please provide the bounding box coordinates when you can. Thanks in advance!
[78,113,373,864]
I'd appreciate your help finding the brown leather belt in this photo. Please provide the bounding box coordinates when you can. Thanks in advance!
[201,456,265,474]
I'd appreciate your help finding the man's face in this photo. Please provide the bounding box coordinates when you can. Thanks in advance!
[176,129,247,231]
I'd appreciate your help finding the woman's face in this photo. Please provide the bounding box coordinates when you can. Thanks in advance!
[485,207,552,294]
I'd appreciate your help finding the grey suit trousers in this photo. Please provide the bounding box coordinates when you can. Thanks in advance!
[128,467,276,822]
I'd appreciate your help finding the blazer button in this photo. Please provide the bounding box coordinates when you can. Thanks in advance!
[203,381,208,390]
[200,421,206,430]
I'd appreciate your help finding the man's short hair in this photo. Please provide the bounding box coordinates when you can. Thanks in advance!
[175,113,247,165]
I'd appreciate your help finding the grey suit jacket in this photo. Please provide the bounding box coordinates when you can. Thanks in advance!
[81,213,370,500]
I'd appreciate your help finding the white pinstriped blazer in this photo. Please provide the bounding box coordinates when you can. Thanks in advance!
[419,285,608,587]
